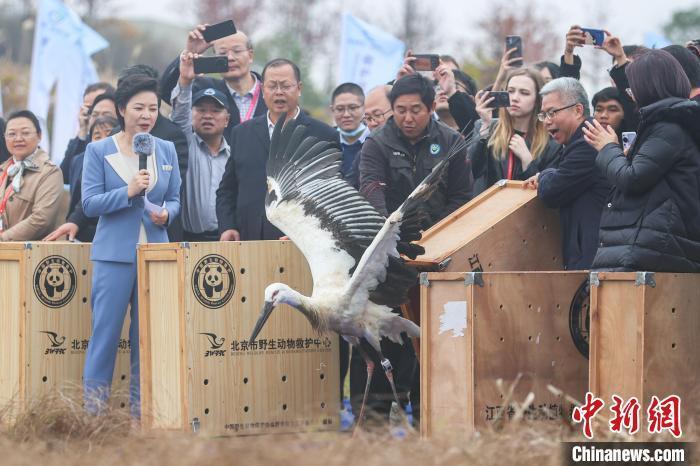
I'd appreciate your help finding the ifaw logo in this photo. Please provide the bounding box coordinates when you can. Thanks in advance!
[192,254,235,309]
[200,332,226,357]
[41,330,66,355]
[33,256,78,308]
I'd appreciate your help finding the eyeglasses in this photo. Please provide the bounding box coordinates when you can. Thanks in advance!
[363,109,391,124]
[217,48,251,57]
[4,130,37,140]
[331,104,362,115]
[263,82,298,93]
[537,103,578,122]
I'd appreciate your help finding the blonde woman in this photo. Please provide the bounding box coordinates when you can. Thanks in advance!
[468,68,560,195]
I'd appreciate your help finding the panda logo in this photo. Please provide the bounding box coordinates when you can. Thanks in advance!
[192,254,235,309]
[34,256,77,308]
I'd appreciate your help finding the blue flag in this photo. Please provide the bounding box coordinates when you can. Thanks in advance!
[339,13,405,93]
[28,0,108,162]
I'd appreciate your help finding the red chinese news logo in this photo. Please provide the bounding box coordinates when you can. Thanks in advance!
[572,392,682,439]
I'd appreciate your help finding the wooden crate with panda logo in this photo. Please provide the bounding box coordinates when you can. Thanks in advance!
[137,241,339,436]
[0,242,131,416]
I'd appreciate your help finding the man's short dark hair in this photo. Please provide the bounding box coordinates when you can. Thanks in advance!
[663,44,700,88]
[88,92,117,115]
[114,75,160,128]
[389,74,435,109]
[591,87,623,108]
[534,61,561,80]
[6,110,42,135]
[331,82,364,104]
[262,58,301,82]
[453,70,478,96]
[626,49,691,108]
[117,64,160,88]
[84,82,115,97]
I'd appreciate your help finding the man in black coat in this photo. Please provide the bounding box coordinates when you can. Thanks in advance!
[160,27,267,140]
[527,77,609,270]
[216,58,337,241]
[0,117,8,164]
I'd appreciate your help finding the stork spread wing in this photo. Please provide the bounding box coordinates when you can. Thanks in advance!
[265,116,383,290]
[343,133,470,311]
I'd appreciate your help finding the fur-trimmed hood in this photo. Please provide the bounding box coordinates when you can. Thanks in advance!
[639,97,700,148]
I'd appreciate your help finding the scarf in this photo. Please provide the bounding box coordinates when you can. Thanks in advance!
[7,150,39,193]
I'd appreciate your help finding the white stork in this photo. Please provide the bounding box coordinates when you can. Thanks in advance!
[249,115,468,432]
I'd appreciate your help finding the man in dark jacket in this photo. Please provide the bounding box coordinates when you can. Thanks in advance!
[159,27,267,140]
[215,58,337,241]
[0,117,8,163]
[360,73,473,225]
[356,73,473,421]
[527,77,609,270]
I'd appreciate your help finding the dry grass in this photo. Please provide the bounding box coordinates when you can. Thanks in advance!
[0,390,695,466]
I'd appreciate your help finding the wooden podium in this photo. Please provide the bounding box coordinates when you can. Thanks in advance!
[0,242,130,415]
[137,241,339,435]
[589,272,700,426]
[420,271,588,438]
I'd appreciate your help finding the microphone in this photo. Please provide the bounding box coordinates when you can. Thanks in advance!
[133,132,153,196]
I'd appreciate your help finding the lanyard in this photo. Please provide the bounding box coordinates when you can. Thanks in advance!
[506,151,515,180]
[242,79,261,122]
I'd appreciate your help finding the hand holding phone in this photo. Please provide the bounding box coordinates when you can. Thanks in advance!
[410,54,440,72]
[581,28,605,46]
[486,91,511,109]
[201,20,237,43]
[505,36,523,67]
[193,56,229,75]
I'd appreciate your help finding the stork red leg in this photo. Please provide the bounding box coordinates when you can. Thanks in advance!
[353,345,375,437]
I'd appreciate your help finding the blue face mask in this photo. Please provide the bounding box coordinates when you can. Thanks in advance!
[337,122,367,139]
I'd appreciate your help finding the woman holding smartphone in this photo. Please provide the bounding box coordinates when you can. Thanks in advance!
[81,74,181,417]
[468,68,560,195]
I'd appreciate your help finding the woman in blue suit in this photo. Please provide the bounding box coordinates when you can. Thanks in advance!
[82,75,181,417]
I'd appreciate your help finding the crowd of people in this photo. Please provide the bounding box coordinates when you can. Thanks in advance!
[1,22,699,423]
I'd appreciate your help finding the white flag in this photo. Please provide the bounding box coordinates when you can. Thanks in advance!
[28,0,108,163]
[339,14,405,93]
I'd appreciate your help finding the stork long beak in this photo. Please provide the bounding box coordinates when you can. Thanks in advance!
[249,301,275,343]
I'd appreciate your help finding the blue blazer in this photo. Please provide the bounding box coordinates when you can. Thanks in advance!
[82,135,181,263]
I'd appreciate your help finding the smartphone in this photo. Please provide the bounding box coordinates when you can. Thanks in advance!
[581,28,605,46]
[193,56,229,74]
[486,91,511,109]
[505,35,523,67]
[621,132,637,152]
[411,54,440,72]
[201,20,237,43]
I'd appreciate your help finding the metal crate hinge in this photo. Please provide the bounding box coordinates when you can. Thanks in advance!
[635,271,656,288]
[419,272,430,288]
[438,257,452,271]
[464,272,484,287]
[589,272,600,287]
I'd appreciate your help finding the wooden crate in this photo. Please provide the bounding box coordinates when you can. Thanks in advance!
[137,241,339,435]
[409,180,561,273]
[0,242,130,414]
[589,272,700,424]
[420,271,589,438]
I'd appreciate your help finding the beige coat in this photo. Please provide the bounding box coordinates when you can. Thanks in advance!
[0,149,64,241]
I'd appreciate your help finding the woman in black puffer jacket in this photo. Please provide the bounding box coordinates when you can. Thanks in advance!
[583,49,700,272]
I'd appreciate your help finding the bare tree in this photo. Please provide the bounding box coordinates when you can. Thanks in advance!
[395,0,439,51]
[194,0,267,34]
[474,0,561,84]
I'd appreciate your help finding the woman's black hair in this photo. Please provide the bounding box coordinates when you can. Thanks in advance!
[626,49,692,108]
[113,75,160,128]
[5,110,42,136]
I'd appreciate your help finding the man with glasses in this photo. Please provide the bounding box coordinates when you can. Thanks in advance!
[526,77,609,270]
[330,83,370,188]
[363,85,393,132]
[160,26,267,140]
[216,58,336,241]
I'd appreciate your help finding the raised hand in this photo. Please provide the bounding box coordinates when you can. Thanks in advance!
[186,24,212,54]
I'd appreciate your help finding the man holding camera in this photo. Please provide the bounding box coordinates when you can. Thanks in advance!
[160,25,267,137]
[526,77,609,270]
[355,73,473,420]
[170,51,231,242]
